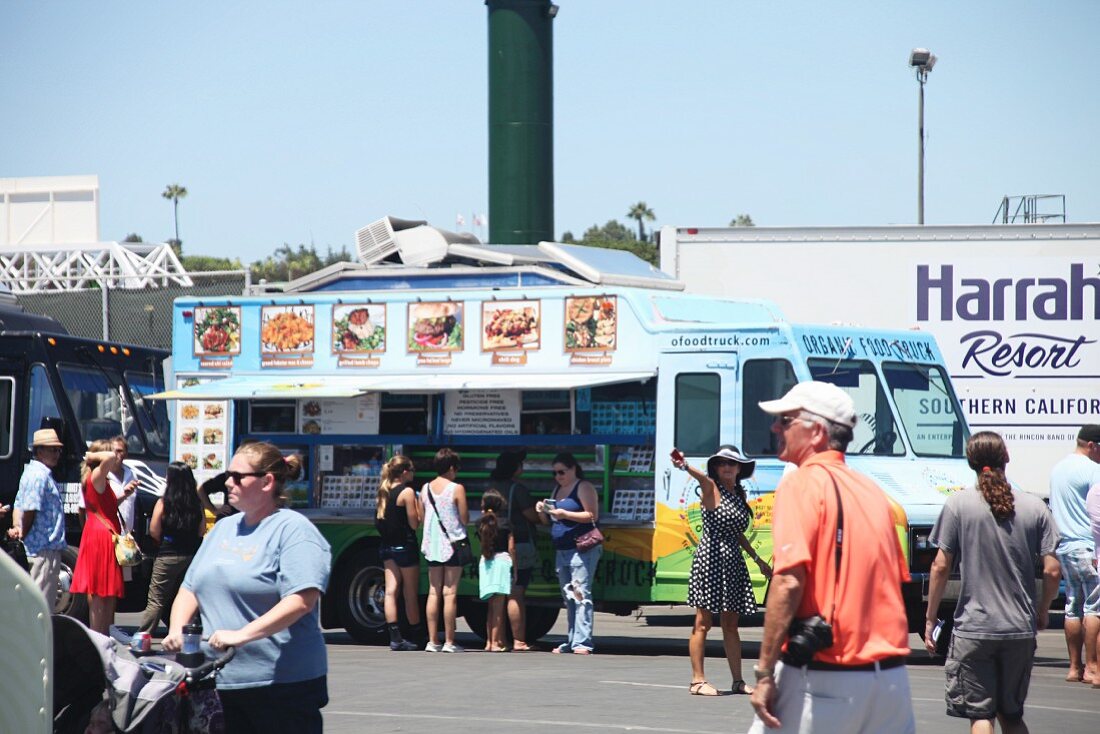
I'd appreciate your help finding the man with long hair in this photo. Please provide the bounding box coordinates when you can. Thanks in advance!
[925,431,1061,734]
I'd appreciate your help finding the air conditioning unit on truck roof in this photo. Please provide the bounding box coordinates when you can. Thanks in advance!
[354,216,482,268]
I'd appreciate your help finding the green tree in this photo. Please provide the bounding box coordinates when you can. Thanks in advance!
[250,244,352,283]
[162,183,188,251]
[123,233,143,242]
[578,219,658,265]
[729,214,755,227]
[180,255,243,272]
[626,201,656,242]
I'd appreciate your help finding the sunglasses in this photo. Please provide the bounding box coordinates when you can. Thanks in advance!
[712,459,739,467]
[776,414,809,428]
[226,470,268,483]
[552,469,570,476]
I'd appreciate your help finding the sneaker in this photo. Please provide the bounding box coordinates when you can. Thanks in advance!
[424,641,443,653]
[441,642,465,653]
[391,639,419,651]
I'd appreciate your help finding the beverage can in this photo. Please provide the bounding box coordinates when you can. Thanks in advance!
[130,631,152,654]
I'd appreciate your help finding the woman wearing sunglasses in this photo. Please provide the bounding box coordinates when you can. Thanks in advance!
[537,452,601,654]
[164,441,332,733]
[673,445,771,697]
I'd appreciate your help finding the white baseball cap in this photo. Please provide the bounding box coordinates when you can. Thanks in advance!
[758,381,858,429]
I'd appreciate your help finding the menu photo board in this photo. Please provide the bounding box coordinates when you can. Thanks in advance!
[261,304,315,368]
[299,395,381,436]
[193,305,241,369]
[564,295,617,365]
[332,303,386,368]
[482,299,540,365]
[174,376,230,487]
[408,301,463,366]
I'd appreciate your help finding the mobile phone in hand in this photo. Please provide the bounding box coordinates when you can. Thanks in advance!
[670,449,685,463]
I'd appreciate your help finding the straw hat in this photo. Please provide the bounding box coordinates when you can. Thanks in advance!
[32,428,63,448]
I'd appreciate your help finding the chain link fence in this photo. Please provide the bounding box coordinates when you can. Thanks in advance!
[16,271,250,350]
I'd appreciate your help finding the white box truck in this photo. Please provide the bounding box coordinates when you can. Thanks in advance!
[659,222,1100,495]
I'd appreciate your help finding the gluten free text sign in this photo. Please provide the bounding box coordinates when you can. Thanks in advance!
[443,390,520,435]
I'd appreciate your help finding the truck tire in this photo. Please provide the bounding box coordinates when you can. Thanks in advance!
[332,546,388,645]
[55,546,88,623]
[461,600,559,643]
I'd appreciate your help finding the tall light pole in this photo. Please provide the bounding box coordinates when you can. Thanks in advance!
[909,48,936,225]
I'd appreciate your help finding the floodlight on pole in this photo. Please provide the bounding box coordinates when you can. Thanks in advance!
[910,48,936,225]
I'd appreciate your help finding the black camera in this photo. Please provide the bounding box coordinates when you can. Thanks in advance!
[783,615,834,667]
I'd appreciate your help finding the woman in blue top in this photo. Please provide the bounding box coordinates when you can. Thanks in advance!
[164,441,331,734]
[537,452,601,654]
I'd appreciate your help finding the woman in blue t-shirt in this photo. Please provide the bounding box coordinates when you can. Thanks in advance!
[537,452,601,654]
[164,441,332,734]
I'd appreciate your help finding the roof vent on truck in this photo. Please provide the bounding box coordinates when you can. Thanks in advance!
[354,216,483,268]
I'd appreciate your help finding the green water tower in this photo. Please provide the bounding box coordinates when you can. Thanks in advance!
[486,0,556,244]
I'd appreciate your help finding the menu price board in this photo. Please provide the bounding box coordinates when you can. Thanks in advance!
[174,376,230,487]
[299,395,380,435]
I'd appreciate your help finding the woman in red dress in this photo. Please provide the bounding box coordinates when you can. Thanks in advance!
[72,439,132,633]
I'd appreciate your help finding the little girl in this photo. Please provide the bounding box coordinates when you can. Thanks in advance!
[477,489,514,652]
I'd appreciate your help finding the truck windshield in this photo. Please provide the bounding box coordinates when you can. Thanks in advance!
[57,364,148,455]
[807,358,903,456]
[126,371,170,457]
[882,362,968,458]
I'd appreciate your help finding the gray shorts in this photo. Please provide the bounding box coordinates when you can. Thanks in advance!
[945,635,1036,721]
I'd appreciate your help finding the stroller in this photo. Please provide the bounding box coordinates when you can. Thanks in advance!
[52,615,235,734]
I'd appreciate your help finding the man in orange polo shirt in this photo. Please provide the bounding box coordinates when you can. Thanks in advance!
[748,381,915,734]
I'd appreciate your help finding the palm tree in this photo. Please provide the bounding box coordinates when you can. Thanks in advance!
[162,183,188,248]
[729,214,755,227]
[626,201,656,242]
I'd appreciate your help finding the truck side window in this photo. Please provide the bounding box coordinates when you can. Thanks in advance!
[26,365,62,451]
[742,359,797,455]
[675,374,720,455]
[249,400,297,433]
[0,377,14,459]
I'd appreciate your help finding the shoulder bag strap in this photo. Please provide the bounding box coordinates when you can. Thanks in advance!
[814,466,844,623]
[88,507,119,538]
[424,483,453,542]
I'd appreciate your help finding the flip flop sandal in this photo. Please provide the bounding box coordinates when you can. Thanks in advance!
[731,680,753,695]
[512,642,534,652]
[689,681,720,696]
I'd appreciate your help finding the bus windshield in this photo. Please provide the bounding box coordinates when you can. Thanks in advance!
[882,362,968,458]
[126,371,170,457]
[807,358,903,456]
[57,363,161,458]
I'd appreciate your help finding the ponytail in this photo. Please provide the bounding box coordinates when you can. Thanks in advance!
[377,454,413,521]
[966,431,1014,521]
[479,488,507,560]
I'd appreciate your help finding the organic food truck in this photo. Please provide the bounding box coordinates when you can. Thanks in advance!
[155,218,974,643]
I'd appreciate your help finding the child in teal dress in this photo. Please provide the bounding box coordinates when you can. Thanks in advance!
[478,489,514,652]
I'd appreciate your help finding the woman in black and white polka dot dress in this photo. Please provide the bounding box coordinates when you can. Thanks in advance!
[674,445,772,697]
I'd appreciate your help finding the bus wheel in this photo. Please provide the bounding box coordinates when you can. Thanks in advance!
[460,599,489,641]
[55,546,88,622]
[524,606,560,642]
[334,547,387,645]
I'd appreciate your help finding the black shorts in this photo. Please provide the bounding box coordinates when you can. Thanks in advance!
[379,545,419,568]
[513,566,533,588]
[426,556,464,568]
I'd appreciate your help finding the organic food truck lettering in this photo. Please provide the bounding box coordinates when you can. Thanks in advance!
[158,219,973,643]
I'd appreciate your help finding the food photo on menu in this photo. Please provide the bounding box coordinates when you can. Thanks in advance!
[179,427,199,445]
[202,427,224,445]
[192,306,242,356]
[260,305,315,354]
[564,296,617,351]
[333,304,386,353]
[181,404,200,420]
[481,300,540,351]
[179,452,198,470]
[203,403,224,420]
[407,301,463,351]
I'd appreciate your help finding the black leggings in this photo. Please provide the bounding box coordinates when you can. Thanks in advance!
[218,675,327,734]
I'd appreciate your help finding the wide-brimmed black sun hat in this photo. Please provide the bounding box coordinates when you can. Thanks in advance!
[706,444,755,479]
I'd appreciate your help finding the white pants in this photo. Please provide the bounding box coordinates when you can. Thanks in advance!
[28,549,62,611]
[748,661,916,734]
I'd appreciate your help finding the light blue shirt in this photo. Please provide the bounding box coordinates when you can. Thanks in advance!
[13,460,66,555]
[1049,453,1100,554]
[182,509,331,689]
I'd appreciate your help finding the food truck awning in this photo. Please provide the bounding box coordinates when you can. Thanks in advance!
[148,371,655,400]
[147,375,381,400]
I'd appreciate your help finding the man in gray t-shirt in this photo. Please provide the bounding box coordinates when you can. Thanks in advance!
[925,477,1061,729]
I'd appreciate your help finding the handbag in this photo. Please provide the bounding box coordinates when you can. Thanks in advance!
[575,525,605,552]
[2,536,30,572]
[91,507,144,568]
[424,483,473,566]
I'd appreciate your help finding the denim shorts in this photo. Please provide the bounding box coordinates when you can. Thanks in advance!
[379,545,420,568]
[1057,548,1100,619]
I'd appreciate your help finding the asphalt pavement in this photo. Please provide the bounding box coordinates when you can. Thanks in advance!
[118,608,1100,733]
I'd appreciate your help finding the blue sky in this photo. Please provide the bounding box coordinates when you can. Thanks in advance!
[3,1,1098,263]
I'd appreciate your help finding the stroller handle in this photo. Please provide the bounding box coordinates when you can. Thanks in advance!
[184,645,236,684]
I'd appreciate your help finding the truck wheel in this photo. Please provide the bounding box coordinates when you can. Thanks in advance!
[55,546,88,622]
[461,601,559,643]
[333,547,387,645]
[524,605,560,642]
